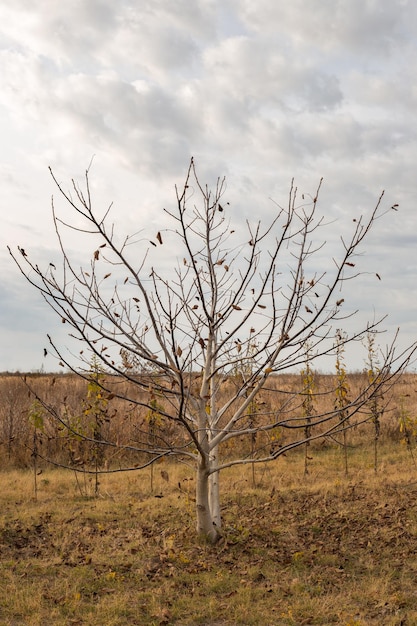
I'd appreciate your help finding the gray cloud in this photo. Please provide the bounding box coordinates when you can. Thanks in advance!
[0,0,416,371]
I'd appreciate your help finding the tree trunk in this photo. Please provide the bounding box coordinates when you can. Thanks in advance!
[209,444,221,529]
[196,455,219,543]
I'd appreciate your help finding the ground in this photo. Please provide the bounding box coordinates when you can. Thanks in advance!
[1,444,417,625]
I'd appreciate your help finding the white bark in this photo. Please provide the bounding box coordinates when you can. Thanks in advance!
[209,444,221,529]
[196,455,218,543]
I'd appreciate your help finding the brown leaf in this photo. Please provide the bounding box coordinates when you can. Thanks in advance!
[176,345,183,357]
[376,273,381,280]
[103,273,111,279]
[258,304,266,309]
[232,304,242,310]
[156,231,163,244]
[305,306,313,314]
[94,250,99,260]
[336,299,344,306]
[345,262,355,267]
[158,608,172,625]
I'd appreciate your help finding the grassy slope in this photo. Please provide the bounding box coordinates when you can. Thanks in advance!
[1,444,417,625]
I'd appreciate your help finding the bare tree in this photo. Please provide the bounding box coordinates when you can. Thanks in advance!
[9,158,415,542]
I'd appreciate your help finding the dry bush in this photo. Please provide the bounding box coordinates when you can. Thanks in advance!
[1,370,416,473]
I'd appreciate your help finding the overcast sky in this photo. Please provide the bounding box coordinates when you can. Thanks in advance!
[1,0,416,373]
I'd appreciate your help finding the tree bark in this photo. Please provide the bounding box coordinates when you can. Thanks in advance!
[209,444,221,529]
[196,454,219,543]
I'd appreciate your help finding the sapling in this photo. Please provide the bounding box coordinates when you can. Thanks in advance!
[365,331,383,472]
[146,388,165,493]
[334,329,351,475]
[28,399,45,499]
[300,344,316,476]
[83,358,109,495]
[398,395,417,469]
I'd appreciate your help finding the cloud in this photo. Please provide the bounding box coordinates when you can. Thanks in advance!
[0,0,416,371]
[235,0,415,55]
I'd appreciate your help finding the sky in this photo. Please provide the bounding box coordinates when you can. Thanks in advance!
[0,0,416,373]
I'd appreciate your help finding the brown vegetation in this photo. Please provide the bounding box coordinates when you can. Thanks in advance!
[1,371,417,623]
[2,443,417,625]
[0,371,416,472]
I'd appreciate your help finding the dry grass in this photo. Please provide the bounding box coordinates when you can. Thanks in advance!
[1,370,417,472]
[2,442,417,625]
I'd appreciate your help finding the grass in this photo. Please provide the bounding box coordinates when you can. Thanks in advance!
[1,443,417,625]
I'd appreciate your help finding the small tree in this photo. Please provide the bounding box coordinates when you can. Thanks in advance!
[365,331,384,472]
[398,395,417,469]
[9,159,415,542]
[146,388,165,493]
[83,357,109,495]
[28,399,45,499]
[334,329,351,475]
[300,343,316,476]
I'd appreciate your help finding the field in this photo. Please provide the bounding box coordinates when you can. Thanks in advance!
[2,442,417,625]
[1,371,417,624]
